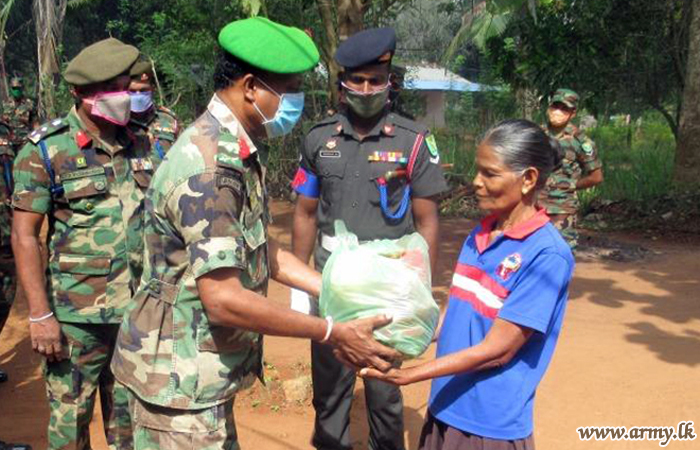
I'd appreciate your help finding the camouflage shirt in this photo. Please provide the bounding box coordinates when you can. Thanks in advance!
[12,108,154,324]
[0,122,14,246]
[112,94,268,410]
[538,123,602,215]
[2,97,37,148]
[129,105,179,166]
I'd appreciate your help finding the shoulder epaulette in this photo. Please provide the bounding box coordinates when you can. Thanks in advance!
[157,105,178,121]
[28,118,69,144]
[308,114,341,132]
[389,113,428,135]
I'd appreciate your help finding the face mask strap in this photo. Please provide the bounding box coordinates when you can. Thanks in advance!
[341,81,391,96]
[256,77,282,99]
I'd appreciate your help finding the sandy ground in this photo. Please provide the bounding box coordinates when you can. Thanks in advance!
[1,200,699,449]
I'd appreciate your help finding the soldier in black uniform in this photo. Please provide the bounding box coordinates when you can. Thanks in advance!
[291,27,448,450]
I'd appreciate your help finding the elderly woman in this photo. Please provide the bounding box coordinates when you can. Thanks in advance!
[362,119,574,450]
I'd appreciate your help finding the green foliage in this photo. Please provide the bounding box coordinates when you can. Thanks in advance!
[482,0,689,134]
[578,115,676,212]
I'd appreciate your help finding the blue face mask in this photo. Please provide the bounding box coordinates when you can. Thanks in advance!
[129,91,154,114]
[253,78,304,138]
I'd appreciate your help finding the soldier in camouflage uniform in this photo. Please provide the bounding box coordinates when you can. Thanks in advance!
[538,89,603,249]
[2,76,37,151]
[128,56,179,165]
[0,122,16,384]
[10,38,155,450]
[111,17,400,450]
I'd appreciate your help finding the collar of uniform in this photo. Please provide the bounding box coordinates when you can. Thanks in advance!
[68,106,132,154]
[549,122,577,139]
[333,109,394,140]
[207,94,258,158]
[475,208,550,253]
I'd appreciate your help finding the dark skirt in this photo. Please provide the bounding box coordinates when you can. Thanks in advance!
[418,412,535,450]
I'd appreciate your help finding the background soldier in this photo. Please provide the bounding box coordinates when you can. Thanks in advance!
[0,122,16,383]
[539,88,604,249]
[291,28,448,450]
[111,17,400,450]
[1,76,37,151]
[128,56,179,164]
[11,38,152,450]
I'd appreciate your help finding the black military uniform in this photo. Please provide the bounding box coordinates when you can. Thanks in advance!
[292,28,448,450]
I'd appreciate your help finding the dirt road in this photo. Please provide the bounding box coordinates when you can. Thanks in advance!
[1,200,699,449]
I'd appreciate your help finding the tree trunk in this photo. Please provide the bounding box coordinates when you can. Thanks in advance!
[674,0,700,183]
[33,0,68,118]
[336,0,364,40]
[0,45,8,102]
[315,0,342,107]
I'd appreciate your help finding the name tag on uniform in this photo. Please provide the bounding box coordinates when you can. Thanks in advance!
[320,150,341,158]
[130,157,153,172]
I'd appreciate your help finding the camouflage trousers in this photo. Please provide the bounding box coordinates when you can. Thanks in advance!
[0,245,16,333]
[129,394,238,450]
[44,323,132,450]
[549,213,579,249]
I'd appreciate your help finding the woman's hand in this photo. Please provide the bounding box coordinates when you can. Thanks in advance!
[359,366,414,386]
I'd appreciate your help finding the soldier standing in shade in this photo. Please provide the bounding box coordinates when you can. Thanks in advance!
[2,76,37,151]
[291,28,448,450]
[111,17,399,450]
[539,88,603,249]
[10,38,154,450]
[128,56,180,165]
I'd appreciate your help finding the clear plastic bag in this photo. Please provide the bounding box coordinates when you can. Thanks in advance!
[319,221,439,359]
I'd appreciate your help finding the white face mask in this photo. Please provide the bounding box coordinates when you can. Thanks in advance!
[83,91,132,125]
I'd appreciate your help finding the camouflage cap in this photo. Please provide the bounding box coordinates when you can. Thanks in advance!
[9,76,23,87]
[130,55,153,78]
[551,88,579,109]
[64,38,140,86]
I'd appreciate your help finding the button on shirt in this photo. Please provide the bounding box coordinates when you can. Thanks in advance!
[429,209,574,440]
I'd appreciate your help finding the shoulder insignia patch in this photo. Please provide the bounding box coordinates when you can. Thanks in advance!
[581,141,594,155]
[425,134,439,158]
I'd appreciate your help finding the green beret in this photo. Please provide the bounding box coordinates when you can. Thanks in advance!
[130,56,154,78]
[551,88,579,109]
[218,17,319,74]
[64,38,139,86]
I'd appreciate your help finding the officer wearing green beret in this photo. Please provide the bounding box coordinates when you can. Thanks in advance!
[127,55,180,165]
[539,88,603,249]
[11,37,153,450]
[1,76,37,151]
[291,27,448,450]
[111,17,400,450]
